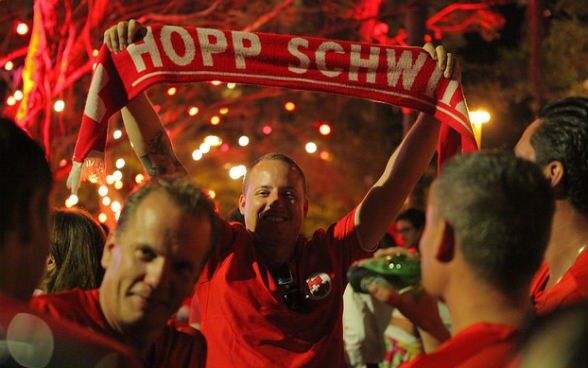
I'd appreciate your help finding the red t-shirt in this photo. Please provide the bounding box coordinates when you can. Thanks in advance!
[196,209,371,367]
[530,250,588,315]
[400,322,519,368]
[30,289,206,368]
[1,293,141,367]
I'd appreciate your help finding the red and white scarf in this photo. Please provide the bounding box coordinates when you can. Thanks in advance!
[71,24,477,188]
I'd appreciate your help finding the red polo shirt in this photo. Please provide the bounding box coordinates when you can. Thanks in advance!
[196,209,372,367]
[400,322,519,368]
[530,250,588,315]
[30,289,206,368]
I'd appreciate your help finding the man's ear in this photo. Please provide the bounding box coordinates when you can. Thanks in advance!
[238,194,246,215]
[436,220,455,263]
[543,161,566,198]
[101,234,117,269]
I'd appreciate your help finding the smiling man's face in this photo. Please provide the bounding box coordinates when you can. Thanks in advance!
[100,191,211,335]
[239,159,308,249]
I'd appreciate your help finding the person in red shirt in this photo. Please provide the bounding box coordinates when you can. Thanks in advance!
[103,20,458,367]
[0,117,140,367]
[514,96,588,315]
[32,177,216,367]
[370,152,555,367]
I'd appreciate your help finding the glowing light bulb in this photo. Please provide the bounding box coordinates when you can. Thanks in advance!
[16,22,29,35]
[305,142,318,154]
[219,107,229,115]
[135,174,145,184]
[199,142,211,153]
[98,185,108,197]
[113,129,123,140]
[98,213,107,223]
[211,80,222,86]
[6,96,16,106]
[208,189,216,199]
[320,150,330,160]
[115,158,125,169]
[5,61,14,71]
[188,106,199,116]
[319,124,331,136]
[167,87,177,96]
[262,125,272,135]
[227,82,236,89]
[114,180,123,190]
[54,100,65,112]
[229,165,247,179]
[111,201,122,213]
[204,135,222,146]
[13,90,23,101]
[192,150,203,161]
[210,116,220,125]
[238,136,249,147]
[284,102,296,111]
[102,196,111,206]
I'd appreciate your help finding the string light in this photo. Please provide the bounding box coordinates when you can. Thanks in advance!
[4,61,14,71]
[188,106,199,116]
[210,116,220,125]
[54,100,65,112]
[204,135,222,146]
[227,82,236,89]
[106,175,115,185]
[238,136,250,147]
[319,123,332,136]
[192,150,203,161]
[102,196,111,206]
[305,142,318,154]
[320,150,331,160]
[112,170,123,181]
[114,181,123,190]
[115,158,126,169]
[111,201,122,213]
[284,102,296,111]
[135,174,145,184]
[211,80,222,86]
[92,49,99,57]
[208,189,216,199]
[113,129,123,140]
[13,90,23,101]
[219,107,229,115]
[229,165,247,179]
[98,213,108,223]
[59,159,68,168]
[262,125,272,135]
[6,96,16,106]
[16,22,29,35]
[220,144,229,152]
[167,87,177,96]
[65,194,79,208]
[98,185,108,197]
[199,142,211,153]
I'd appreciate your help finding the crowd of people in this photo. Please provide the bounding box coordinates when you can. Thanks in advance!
[1,18,587,368]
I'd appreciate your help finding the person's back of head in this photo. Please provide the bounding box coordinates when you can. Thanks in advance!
[531,96,588,216]
[43,208,106,294]
[432,152,554,299]
[0,117,53,300]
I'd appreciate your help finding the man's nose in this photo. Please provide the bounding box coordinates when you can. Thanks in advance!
[145,258,170,289]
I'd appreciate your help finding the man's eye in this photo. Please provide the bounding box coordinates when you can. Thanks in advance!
[257,191,269,197]
[136,247,156,261]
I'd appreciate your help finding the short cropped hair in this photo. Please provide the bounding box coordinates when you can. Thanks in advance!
[433,152,554,298]
[532,96,588,215]
[396,208,426,230]
[0,118,53,244]
[115,176,218,273]
[242,153,307,196]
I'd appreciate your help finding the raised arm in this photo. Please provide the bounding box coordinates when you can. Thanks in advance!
[104,20,188,178]
[354,44,457,250]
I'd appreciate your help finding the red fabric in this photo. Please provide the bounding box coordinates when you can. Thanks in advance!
[400,322,519,368]
[195,209,370,367]
[30,289,206,368]
[72,24,476,170]
[1,293,141,367]
[530,250,588,316]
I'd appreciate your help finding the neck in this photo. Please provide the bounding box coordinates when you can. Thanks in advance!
[253,237,297,271]
[544,200,588,288]
[444,272,532,335]
[98,288,161,357]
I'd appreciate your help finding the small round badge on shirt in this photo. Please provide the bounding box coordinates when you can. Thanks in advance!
[305,272,332,300]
